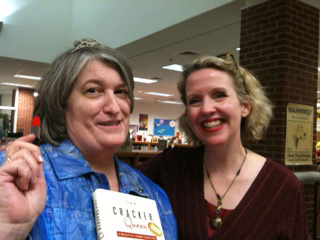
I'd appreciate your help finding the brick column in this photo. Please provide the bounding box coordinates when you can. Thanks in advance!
[16,88,35,135]
[240,0,319,235]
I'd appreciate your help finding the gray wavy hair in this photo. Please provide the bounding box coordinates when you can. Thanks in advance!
[34,38,134,146]
[178,54,273,145]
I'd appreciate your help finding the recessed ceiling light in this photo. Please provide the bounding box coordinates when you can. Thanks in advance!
[33,92,39,97]
[14,74,41,80]
[161,101,183,105]
[162,64,183,72]
[145,92,174,97]
[1,82,34,88]
[134,77,158,84]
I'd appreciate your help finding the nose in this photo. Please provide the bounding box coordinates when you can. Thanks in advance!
[102,91,121,115]
[201,97,216,115]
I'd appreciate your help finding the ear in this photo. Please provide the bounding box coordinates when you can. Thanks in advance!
[241,100,251,118]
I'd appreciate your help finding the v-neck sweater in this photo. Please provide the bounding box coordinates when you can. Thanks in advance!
[138,145,310,240]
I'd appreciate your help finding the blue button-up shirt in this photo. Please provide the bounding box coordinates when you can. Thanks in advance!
[0,140,177,239]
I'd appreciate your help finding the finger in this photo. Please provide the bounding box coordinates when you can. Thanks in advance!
[6,139,43,164]
[16,161,33,191]
[38,158,45,180]
[1,134,36,152]
[3,159,33,191]
[16,134,36,143]
[10,149,41,185]
[37,158,45,188]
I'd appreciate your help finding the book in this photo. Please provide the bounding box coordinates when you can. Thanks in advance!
[93,189,165,239]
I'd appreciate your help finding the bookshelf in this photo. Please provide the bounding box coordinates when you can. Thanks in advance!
[132,141,158,151]
[117,142,193,167]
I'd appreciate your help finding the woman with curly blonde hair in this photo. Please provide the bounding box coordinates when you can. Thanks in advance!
[178,54,272,145]
[140,54,310,239]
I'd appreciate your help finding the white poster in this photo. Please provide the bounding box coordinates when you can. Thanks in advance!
[285,103,313,165]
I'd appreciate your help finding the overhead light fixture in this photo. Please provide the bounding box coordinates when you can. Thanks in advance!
[236,47,240,51]
[14,74,41,80]
[33,92,39,97]
[145,92,174,97]
[134,97,142,100]
[133,77,158,84]
[0,21,3,32]
[161,101,183,105]
[162,64,183,72]
[1,82,34,88]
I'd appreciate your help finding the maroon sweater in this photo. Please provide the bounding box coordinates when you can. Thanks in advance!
[138,146,310,240]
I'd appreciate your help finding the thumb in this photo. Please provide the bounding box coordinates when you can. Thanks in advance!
[38,159,45,180]
[16,134,36,143]
[0,135,35,151]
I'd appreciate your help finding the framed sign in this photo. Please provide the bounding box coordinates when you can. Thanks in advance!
[154,119,175,136]
[285,103,313,165]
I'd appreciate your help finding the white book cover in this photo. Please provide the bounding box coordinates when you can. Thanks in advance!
[93,188,165,240]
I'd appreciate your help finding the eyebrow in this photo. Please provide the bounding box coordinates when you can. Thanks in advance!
[187,87,227,97]
[82,79,127,88]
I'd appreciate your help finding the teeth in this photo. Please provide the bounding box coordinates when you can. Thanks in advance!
[203,120,222,128]
[100,121,119,126]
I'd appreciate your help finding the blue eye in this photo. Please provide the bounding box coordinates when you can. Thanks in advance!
[214,92,226,99]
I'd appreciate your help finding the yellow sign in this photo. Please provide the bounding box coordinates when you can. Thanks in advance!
[285,103,314,165]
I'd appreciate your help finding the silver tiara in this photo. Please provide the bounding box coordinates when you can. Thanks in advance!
[71,38,102,52]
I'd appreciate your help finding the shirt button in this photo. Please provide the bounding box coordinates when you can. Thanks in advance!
[137,187,144,193]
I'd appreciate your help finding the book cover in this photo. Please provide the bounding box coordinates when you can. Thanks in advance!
[93,189,165,240]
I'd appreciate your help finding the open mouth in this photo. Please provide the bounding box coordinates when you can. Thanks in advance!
[203,119,223,128]
[99,121,121,126]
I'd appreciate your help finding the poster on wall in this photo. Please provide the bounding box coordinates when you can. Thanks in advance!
[154,118,175,136]
[285,103,313,165]
[139,114,148,131]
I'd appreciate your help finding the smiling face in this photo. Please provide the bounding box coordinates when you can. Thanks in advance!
[185,68,250,147]
[65,59,130,157]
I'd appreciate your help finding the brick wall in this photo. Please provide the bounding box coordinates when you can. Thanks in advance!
[240,0,318,164]
[16,88,35,135]
[240,0,319,235]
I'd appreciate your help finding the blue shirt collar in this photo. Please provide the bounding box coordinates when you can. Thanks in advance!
[42,139,97,180]
[42,139,143,194]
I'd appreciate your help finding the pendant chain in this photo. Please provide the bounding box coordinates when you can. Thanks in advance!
[204,148,248,230]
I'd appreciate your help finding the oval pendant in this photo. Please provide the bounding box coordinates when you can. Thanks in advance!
[210,215,222,230]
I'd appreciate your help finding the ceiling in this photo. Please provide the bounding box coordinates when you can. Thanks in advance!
[0,0,320,105]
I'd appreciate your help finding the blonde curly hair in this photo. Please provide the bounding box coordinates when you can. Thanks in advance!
[178,54,273,145]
